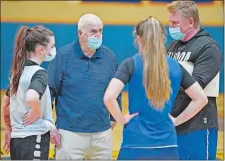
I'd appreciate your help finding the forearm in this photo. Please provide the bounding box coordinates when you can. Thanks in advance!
[175,99,207,126]
[26,89,42,116]
[27,100,41,116]
[2,95,11,130]
[104,98,125,125]
[4,106,11,131]
[110,93,122,121]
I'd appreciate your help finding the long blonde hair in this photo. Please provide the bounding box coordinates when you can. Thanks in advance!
[135,17,171,110]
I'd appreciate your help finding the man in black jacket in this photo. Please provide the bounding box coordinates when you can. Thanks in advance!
[166,1,222,160]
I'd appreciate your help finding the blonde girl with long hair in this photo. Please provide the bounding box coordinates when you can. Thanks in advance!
[103,17,208,160]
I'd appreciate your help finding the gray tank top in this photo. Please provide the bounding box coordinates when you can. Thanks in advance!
[10,65,55,138]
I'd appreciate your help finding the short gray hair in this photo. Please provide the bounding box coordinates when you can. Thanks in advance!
[78,14,103,31]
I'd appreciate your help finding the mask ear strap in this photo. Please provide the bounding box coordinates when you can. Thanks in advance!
[184,26,191,35]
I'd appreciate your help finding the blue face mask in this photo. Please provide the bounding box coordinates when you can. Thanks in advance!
[87,37,102,50]
[169,27,186,40]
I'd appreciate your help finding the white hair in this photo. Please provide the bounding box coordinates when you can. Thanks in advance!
[78,14,103,31]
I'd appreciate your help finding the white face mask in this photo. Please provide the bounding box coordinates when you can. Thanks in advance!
[44,47,56,62]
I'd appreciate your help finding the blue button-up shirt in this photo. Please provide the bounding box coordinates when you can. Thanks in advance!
[47,40,121,133]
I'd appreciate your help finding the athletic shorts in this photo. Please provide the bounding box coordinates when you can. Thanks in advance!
[117,147,179,160]
[177,128,218,160]
[10,131,50,160]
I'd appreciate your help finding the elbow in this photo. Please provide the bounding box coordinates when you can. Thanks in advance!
[25,97,39,107]
[103,94,114,106]
[2,95,10,106]
[26,96,39,106]
[103,92,117,108]
[201,94,208,107]
[25,90,40,106]
[197,93,208,110]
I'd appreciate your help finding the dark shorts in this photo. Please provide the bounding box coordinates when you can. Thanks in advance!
[117,147,179,160]
[10,131,50,160]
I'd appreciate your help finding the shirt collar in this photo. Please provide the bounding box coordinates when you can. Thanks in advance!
[74,40,102,59]
[25,60,40,66]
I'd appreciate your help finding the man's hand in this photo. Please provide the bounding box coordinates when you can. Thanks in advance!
[23,109,42,125]
[110,121,116,130]
[50,128,61,149]
[3,128,11,154]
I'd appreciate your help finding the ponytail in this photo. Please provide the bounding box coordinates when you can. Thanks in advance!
[10,26,30,95]
[136,17,171,110]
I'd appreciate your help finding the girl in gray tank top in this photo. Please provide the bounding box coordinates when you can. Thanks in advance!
[2,25,56,160]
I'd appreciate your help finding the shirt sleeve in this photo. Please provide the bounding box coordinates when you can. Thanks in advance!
[28,69,48,99]
[192,43,222,89]
[114,57,134,84]
[179,64,196,90]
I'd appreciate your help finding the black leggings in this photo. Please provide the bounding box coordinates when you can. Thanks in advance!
[10,131,50,160]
